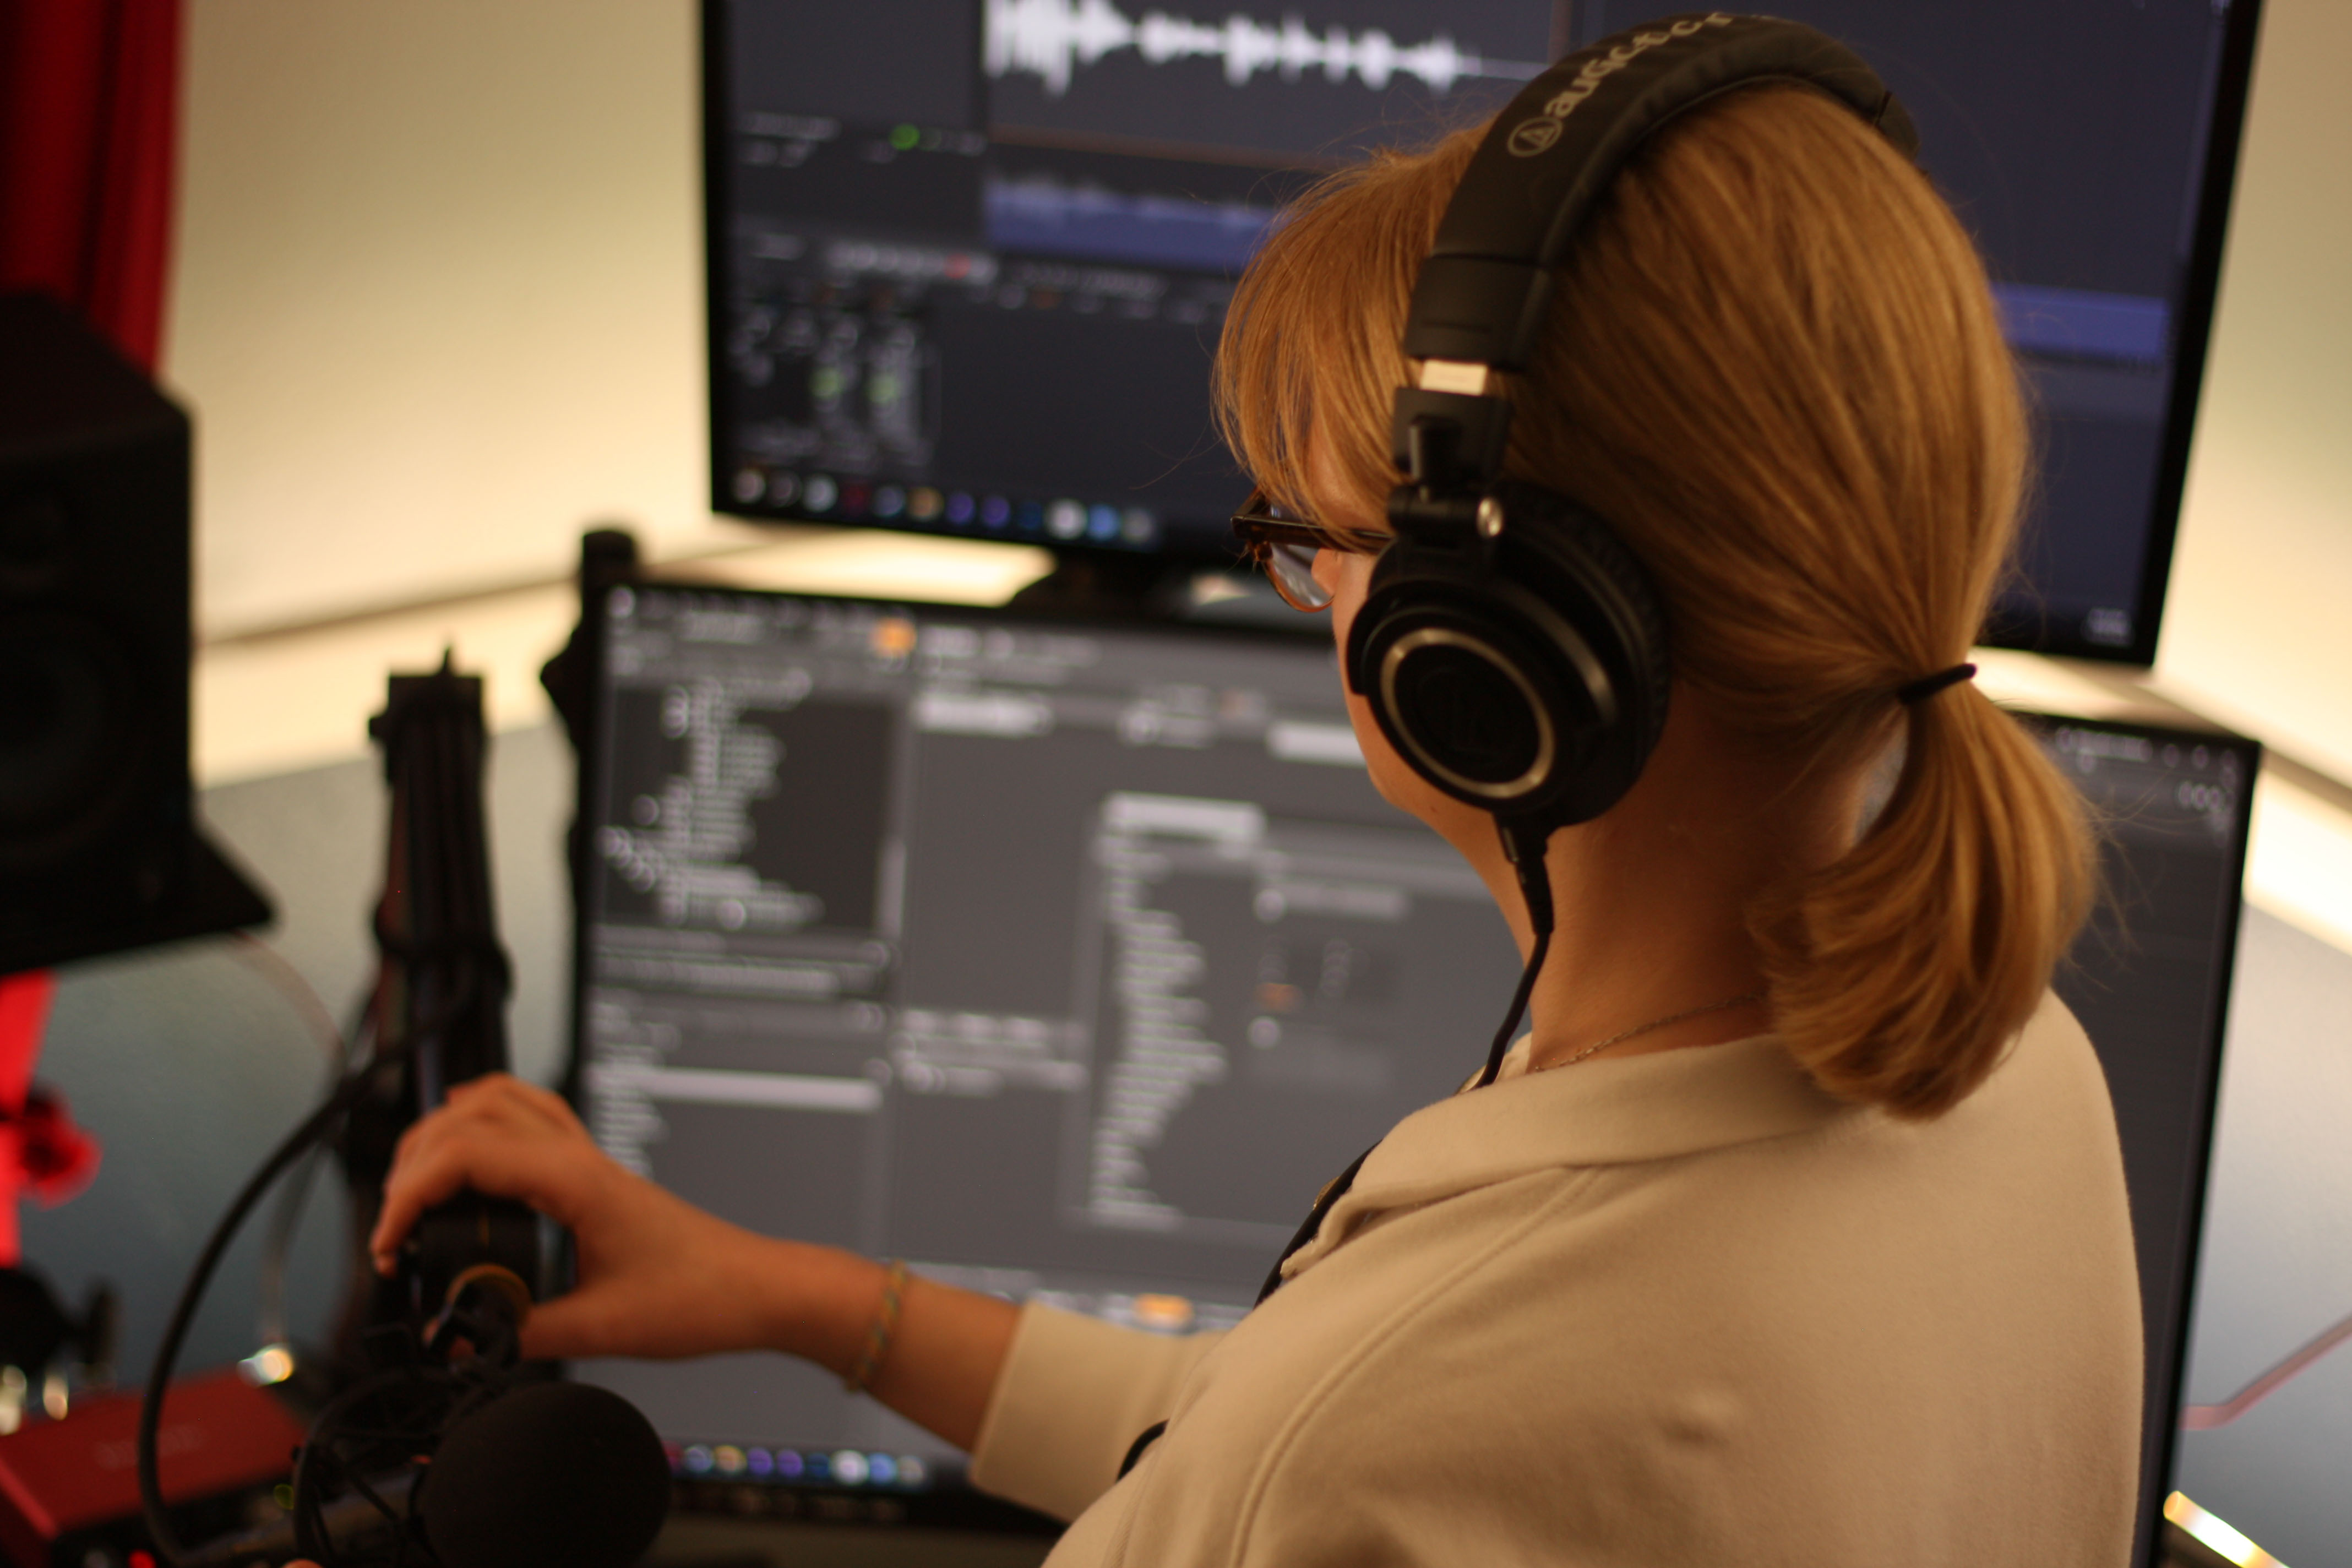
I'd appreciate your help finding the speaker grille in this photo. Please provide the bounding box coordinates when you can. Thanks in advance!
[0,613,148,866]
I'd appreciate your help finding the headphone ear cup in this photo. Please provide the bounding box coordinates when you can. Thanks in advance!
[1360,604,1587,801]
[1502,481,1672,787]
[1348,482,1669,830]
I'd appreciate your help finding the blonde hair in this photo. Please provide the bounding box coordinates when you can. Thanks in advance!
[1216,86,2094,1118]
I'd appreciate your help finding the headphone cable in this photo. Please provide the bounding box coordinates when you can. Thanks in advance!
[1473,821,1557,1090]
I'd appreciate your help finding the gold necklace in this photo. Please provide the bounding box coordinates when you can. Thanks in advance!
[1538,991,1766,1072]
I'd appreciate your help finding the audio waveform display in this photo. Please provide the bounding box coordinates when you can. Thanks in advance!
[984,171,1275,271]
[984,0,1540,98]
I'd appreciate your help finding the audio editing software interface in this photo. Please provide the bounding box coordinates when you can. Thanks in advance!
[573,585,1527,1484]
[571,584,2254,1532]
[710,0,1560,557]
[711,0,2248,658]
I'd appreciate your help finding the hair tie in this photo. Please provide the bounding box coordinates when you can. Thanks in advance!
[1896,662,1977,706]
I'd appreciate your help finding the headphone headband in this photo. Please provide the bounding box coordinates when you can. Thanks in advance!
[1348,14,1915,1088]
[1403,13,1918,373]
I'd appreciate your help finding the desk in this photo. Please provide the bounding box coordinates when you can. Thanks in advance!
[649,1514,1053,1568]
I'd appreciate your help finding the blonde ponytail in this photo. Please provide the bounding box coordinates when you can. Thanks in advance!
[1217,85,2097,1118]
[1756,689,2095,1116]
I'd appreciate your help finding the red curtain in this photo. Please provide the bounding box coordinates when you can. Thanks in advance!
[0,0,176,1254]
[0,0,183,372]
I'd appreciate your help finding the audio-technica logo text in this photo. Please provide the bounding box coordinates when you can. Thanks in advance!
[1505,13,1734,156]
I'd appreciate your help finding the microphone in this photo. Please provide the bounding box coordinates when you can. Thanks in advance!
[183,1384,667,1568]
[420,1380,670,1568]
[182,1264,671,1567]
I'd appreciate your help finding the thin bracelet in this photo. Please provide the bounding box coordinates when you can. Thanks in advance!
[844,1258,909,1395]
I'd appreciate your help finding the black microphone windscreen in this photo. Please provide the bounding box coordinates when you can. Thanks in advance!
[419,1379,669,1568]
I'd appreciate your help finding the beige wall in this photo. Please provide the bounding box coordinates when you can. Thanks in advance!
[165,0,733,638]
[168,1,2352,783]
[2159,0,2352,784]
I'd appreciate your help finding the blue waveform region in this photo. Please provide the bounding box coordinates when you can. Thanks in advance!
[986,173,1276,272]
[981,177,2181,356]
[986,0,1543,99]
[978,167,2178,357]
[1990,282,2170,365]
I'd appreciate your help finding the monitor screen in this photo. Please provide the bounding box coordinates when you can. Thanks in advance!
[704,0,2262,662]
[569,583,2254,1561]
[2032,715,2255,1568]
[571,585,1525,1528]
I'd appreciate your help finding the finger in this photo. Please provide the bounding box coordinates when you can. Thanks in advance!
[439,1074,583,1143]
[368,1076,610,1272]
[507,1077,588,1133]
[385,1087,509,1178]
[515,1290,615,1362]
[372,1111,618,1271]
[385,1084,558,1190]
[371,1121,560,1268]
[369,1134,482,1270]
[435,1074,543,1129]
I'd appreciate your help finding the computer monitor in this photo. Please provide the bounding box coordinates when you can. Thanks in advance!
[704,0,2263,662]
[2031,715,2256,1568]
[569,582,2255,1562]
[572,586,1525,1528]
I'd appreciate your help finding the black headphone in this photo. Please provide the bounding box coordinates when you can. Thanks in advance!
[1346,14,1918,903]
[1116,29,1927,1424]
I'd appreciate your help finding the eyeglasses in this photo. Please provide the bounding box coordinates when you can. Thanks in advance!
[1229,487,1390,612]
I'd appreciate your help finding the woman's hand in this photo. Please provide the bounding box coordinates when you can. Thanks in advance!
[372,1072,1021,1452]
[372,1074,788,1363]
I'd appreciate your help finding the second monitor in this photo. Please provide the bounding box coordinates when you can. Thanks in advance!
[571,582,2253,1568]
[705,0,2263,662]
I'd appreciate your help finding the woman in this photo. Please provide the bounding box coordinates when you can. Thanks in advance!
[362,66,2142,1566]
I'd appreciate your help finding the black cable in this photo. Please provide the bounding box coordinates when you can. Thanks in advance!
[1473,820,1559,1090]
[259,999,374,1354]
[227,934,347,1072]
[282,1284,524,1566]
[1472,924,1553,1090]
[144,974,475,1559]
[213,935,364,1356]
[256,1144,326,1352]
[288,1362,454,1565]
[137,1042,410,1568]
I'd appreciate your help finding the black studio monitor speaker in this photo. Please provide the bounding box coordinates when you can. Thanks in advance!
[0,291,269,976]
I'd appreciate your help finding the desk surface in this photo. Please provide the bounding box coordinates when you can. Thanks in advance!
[650,1514,1055,1568]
